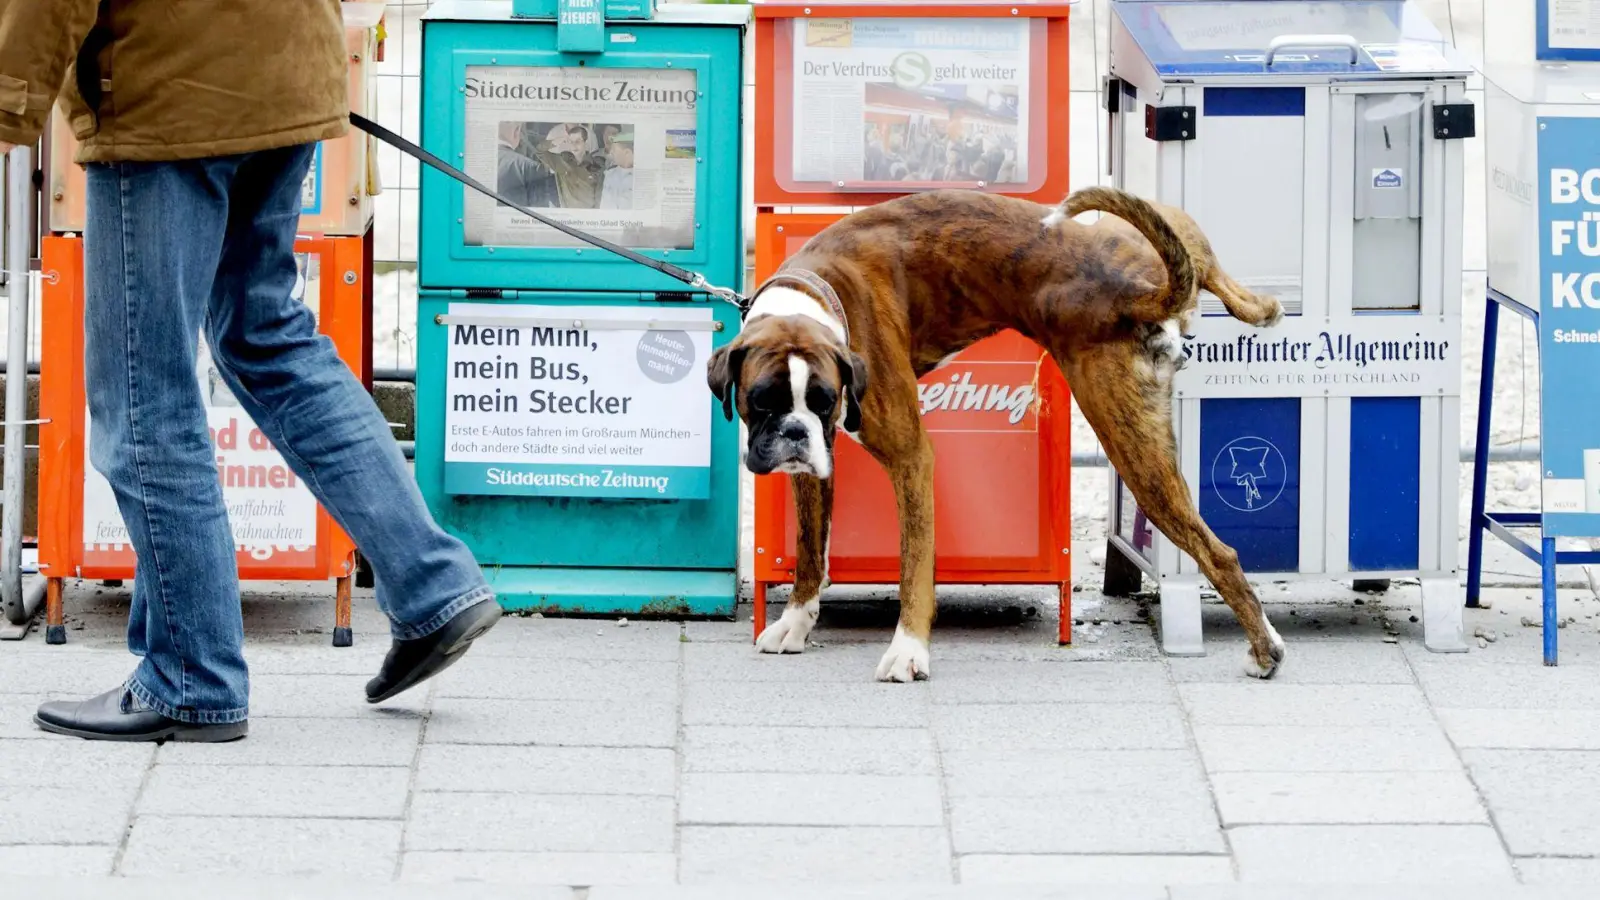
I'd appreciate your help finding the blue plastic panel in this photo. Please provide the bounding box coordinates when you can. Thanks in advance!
[1203,86,1306,117]
[1348,396,1421,571]
[1198,398,1302,573]
[419,15,744,292]
[1111,0,1468,77]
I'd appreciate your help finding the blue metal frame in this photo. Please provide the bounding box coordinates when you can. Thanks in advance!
[1466,287,1600,666]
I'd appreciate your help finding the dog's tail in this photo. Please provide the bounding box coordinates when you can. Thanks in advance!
[1054,186,1198,312]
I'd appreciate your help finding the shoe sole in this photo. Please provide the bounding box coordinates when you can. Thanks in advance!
[31,716,248,744]
[366,600,502,705]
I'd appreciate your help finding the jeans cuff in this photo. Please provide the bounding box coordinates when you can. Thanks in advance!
[392,586,498,642]
[126,675,249,725]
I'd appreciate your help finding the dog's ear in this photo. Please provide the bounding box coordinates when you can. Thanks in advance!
[836,348,869,433]
[706,338,748,422]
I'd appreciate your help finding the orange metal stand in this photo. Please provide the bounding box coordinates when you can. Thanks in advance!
[751,214,1074,643]
[36,235,369,645]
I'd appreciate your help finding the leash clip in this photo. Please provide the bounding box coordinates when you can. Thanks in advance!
[690,274,749,312]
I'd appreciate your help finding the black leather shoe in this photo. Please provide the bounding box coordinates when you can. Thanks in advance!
[366,597,503,704]
[34,687,248,743]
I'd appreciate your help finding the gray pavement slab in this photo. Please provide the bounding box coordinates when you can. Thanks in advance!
[683,680,932,729]
[677,826,953,884]
[679,773,945,827]
[1227,825,1515,883]
[681,725,939,776]
[958,855,1233,885]
[0,845,117,876]
[433,656,680,702]
[118,816,405,879]
[928,660,1177,705]
[1191,725,1462,773]
[415,744,675,795]
[399,851,678,886]
[0,783,141,845]
[1178,684,1434,728]
[1515,858,1600,885]
[934,702,1191,751]
[425,697,678,747]
[404,793,677,853]
[1460,749,1600,856]
[950,793,1227,855]
[155,716,422,768]
[138,764,411,819]
[1211,771,1490,826]
[1436,709,1600,751]
[941,749,1210,801]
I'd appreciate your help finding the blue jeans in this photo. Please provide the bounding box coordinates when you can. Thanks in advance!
[84,144,493,725]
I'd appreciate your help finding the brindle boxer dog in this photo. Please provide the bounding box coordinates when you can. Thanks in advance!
[707,186,1286,682]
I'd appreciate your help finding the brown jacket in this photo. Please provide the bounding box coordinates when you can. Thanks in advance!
[0,0,349,163]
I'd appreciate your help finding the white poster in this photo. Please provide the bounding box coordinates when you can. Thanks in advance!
[83,253,322,567]
[461,65,699,250]
[442,303,713,499]
[1550,0,1600,51]
[790,17,1030,187]
[1172,315,1460,399]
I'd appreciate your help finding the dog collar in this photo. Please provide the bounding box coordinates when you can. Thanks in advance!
[750,268,850,346]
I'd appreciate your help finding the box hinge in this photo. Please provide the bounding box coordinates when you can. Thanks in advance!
[1432,102,1476,140]
[1145,105,1196,142]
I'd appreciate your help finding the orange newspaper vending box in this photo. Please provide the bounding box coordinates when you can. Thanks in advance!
[750,0,1077,641]
[35,236,369,647]
[751,215,1074,642]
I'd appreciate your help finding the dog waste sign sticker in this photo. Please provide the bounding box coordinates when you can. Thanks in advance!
[1537,116,1600,536]
[442,303,713,500]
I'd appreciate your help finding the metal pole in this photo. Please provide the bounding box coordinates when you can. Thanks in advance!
[2,145,32,625]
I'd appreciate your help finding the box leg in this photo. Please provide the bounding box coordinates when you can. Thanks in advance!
[45,578,66,645]
[1159,577,1204,657]
[751,580,767,644]
[1541,537,1558,667]
[1103,538,1144,597]
[333,576,353,648]
[1421,575,1468,653]
[1057,582,1072,646]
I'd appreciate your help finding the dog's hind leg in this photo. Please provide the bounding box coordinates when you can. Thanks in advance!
[756,474,834,654]
[1060,342,1285,678]
[1205,266,1284,327]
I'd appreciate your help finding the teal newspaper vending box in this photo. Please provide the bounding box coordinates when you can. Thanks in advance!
[417,0,748,615]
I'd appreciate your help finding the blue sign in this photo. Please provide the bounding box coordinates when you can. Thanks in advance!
[1198,398,1302,573]
[1537,115,1600,537]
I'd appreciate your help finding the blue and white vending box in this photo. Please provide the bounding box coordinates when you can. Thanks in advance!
[1104,0,1475,656]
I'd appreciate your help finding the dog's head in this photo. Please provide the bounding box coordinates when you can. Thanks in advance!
[706,312,868,480]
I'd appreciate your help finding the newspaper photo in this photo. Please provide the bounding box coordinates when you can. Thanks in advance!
[790,17,1031,187]
[462,65,699,250]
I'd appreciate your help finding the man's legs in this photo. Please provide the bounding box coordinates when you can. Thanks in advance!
[35,156,251,741]
[200,145,498,699]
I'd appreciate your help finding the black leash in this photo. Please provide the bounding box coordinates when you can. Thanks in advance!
[348,113,749,311]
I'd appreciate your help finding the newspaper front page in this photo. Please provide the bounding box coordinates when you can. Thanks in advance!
[462,65,699,250]
[791,17,1031,187]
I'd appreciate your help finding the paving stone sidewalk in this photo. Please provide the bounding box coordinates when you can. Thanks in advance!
[3,578,1600,893]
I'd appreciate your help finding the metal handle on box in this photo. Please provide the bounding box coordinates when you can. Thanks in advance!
[1265,34,1362,66]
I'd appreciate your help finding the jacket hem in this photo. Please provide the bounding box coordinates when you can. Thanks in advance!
[72,117,351,164]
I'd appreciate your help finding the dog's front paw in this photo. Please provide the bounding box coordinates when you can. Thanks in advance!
[875,624,931,682]
[755,599,818,654]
